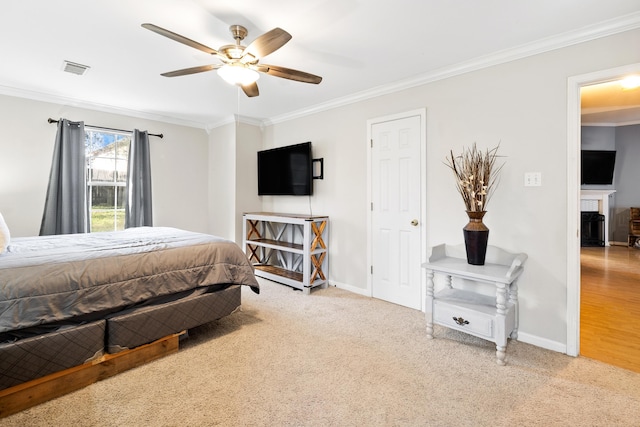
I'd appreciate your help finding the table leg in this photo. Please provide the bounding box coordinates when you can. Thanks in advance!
[495,282,508,365]
[496,344,507,366]
[509,282,519,339]
[426,269,434,339]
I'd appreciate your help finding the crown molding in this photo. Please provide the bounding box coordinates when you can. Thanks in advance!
[205,115,235,132]
[264,11,640,126]
[235,114,264,128]
[205,114,264,132]
[0,84,209,130]
[2,11,639,131]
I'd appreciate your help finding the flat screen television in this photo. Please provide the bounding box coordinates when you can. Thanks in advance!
[258,142,313,196]
[581,150,616,185]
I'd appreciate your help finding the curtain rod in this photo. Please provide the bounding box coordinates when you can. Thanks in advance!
[47,118,163,139]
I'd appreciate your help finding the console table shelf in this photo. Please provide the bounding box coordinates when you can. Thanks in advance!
[243,212,329,294]
[422,244,527,365]
[253,264,304,283]
[250,239,303,252]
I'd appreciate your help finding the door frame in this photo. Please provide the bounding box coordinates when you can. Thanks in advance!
[366,108,427,311]
[566,63,640,356]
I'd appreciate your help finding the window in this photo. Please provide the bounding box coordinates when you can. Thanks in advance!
[85,128,131,232]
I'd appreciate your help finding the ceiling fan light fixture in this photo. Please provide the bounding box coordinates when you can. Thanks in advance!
[143,23,321,97]
[217,64,259,86]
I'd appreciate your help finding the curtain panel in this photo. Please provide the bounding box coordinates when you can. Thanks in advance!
[125,129,153,228]
[40,119,88,235]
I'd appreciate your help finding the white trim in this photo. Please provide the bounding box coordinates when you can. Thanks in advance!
[517,332,566,354]
[206,115,236,132]
[235,114,265,128]
[205,114,265,133]
[366,108,427,310]
[331,280,370,297]
[264,12,640,126]
[566,62,640,357]
[0,84,208,130]
[581,120,640,127]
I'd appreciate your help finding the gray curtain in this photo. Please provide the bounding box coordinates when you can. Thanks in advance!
[39,119,88,235]
[125,129,153,228]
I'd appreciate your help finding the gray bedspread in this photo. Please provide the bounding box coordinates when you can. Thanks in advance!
[0,227,259,333]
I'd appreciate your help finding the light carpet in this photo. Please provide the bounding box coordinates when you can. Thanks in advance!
[4,278,640,426]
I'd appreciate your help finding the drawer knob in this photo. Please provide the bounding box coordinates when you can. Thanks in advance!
[453,316,469,326]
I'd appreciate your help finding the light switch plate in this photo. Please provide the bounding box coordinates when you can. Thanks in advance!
[524,172,542,187]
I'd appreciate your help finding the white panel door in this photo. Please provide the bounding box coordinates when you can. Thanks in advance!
[371,115,422,309]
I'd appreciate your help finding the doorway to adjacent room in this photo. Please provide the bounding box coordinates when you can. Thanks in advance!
[567,63,640,370]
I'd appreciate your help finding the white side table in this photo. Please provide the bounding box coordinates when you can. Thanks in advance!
[422,244,527,365]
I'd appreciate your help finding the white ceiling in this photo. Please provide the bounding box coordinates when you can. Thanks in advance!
[1,0,639,129]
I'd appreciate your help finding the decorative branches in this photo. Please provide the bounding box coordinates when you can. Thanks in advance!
[445,143,504,212]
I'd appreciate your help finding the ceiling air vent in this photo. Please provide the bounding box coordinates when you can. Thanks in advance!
[62,60,90,75]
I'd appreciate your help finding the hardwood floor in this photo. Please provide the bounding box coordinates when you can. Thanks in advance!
[580,245,640,373]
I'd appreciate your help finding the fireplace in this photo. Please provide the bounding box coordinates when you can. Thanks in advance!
[580,190,615,246]
[581,211,604,247]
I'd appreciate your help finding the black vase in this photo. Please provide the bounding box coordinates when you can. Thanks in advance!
[463,211,489,265]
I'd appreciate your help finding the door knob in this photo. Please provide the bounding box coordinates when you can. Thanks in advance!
[411,219,419,226]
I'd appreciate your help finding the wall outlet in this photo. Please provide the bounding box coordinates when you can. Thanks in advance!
[524,172,542,187]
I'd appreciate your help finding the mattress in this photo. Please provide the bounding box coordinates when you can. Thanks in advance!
[0,227,259,334]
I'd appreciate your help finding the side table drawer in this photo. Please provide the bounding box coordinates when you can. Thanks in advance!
[434,301,494,339]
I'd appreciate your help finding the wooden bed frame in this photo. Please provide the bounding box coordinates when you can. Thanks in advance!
[0,228,258,418]
[0,282,246,419]
[0,332,181,418]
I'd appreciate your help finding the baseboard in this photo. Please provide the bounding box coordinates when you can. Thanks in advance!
[330,280,370,297]
[517,331,567,354]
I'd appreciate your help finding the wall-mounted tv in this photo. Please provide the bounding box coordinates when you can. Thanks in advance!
[258,142,313,196]
[581,150,616,185]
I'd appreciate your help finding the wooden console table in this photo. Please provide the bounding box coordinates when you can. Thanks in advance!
[243,212,329,294]
[422,244,527,365]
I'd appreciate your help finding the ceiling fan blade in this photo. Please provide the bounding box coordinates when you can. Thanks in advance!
[161,64,221,77]
[241,28,292,63]
[259,64,322,84]
[142,23,218,55]
[241,82,260,97]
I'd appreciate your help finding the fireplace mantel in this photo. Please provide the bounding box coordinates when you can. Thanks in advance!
[580,190,616,246]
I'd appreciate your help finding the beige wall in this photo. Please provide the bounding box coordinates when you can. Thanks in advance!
[207,120,262,243]
[259,28,640,349]
[208,122,236,240]
[234,122,262,244]
[0,95,210,237]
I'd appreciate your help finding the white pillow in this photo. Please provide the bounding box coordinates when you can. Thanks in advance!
[0,212,10,254]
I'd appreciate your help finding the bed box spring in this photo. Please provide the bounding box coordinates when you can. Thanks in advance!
[0,320,105,391]
[106,285,241,354]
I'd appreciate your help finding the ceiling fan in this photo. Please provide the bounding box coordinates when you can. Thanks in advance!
[142,23,322,97]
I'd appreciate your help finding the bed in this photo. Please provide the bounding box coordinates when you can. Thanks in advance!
[0,226,259,396]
